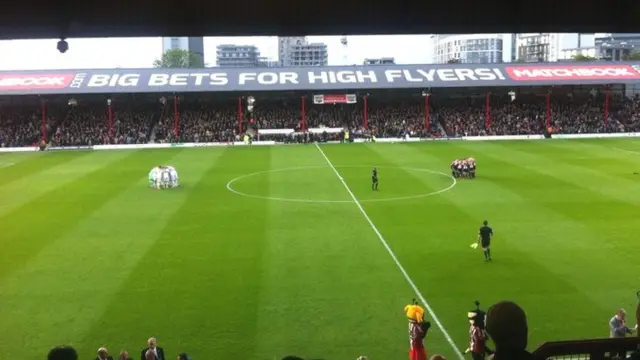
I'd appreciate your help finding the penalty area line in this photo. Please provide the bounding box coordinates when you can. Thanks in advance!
[313,143,465,360]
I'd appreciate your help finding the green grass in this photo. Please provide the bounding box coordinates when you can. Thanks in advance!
[1,139,639,360]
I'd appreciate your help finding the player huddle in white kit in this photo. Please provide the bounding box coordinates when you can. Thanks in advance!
[148,165,179,189]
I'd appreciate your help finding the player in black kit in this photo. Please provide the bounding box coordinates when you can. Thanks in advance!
[372,166,379,191]
[477,220,493,262]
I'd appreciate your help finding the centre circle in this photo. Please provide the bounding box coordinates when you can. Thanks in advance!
[225,165,457,204]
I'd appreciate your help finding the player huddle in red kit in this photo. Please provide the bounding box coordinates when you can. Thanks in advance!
[451,157,476,179]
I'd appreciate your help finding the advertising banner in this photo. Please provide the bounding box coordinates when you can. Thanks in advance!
[47,146,93,151]
[0,62,639,95]
[313,94,357,104]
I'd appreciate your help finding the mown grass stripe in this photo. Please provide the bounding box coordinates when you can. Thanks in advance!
[0,151,90,188]
[76,147,272,360]
[0,149,193,360]
[0,150,182,283]
[0,151,133,217]
[457,142,640,303]
[366,143,613,347]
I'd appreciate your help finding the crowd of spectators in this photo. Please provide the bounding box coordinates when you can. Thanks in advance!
[1,91,640,147]
[47,337,191,360]
[156,101,237,143]
[439,93,640,137]
[349,100,438,138]
[0,104,65,147]
[53,103,152,146]
[45,300,545,360]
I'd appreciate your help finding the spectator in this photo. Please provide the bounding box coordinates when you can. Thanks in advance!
[609,308,637,359]
[141,337,165,360]
[97,347,114,360]
[47,345,79,360]
[610,309,637,338]
[485,301,532,360]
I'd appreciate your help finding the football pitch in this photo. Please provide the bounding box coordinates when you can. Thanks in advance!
[1,139,639,360]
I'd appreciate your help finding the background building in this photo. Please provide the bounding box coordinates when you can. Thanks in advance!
[432,34,505,64]
[216,44,262,67]
[278,37,328,67]
[516,33,595,62]
[162,37,205,66]
[259,58,280,67]
[215,44,279,67]
[364,57,395,65]
[508,33,517,62]
[595,33,640,60]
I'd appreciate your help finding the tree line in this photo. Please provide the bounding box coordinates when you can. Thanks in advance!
[153,49,205,68]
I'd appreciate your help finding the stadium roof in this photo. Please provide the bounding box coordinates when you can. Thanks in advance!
[1,0,637,39]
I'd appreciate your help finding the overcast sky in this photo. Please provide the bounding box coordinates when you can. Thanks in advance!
[0,35,444,70]
[0,33,550,70]
[0,33,617,71]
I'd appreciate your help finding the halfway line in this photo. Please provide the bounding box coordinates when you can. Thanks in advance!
[314,143,464,360]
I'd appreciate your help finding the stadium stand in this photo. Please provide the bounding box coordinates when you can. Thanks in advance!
[3,87,638,147]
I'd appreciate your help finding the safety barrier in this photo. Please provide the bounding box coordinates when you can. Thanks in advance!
[1,132,640,153]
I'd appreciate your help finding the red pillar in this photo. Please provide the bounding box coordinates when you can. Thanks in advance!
[41,99,47,142]
[301,96,307,132]
[485,91,491,129]
[173,96,179,137]
[424,93,430,131]
[604,86,610,125]
[107,100,113,140]
[237,97,243,133]
[545,90,552,128]
[363,95,369,130]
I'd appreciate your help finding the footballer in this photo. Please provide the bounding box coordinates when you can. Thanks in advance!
[477,220,493,262]
[451,157,476,179]
[148,165,180,189]
[372,166,379,191]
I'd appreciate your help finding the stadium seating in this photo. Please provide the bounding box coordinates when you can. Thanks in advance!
[1,90,639,147]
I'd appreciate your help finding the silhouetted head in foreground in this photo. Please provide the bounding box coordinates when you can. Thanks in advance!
[486,301,528,352]
[48,345,79,360]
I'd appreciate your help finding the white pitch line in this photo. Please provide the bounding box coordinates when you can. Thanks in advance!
[613,147,640,155]
[225,165,456,204]
[314,143,464,360]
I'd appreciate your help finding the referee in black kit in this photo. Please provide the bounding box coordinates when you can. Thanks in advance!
[372,166,379,191]
[478,220,493,262]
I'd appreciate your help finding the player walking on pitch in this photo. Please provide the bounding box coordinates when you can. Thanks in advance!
[372,166,379,191]
[477,220,493,262]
